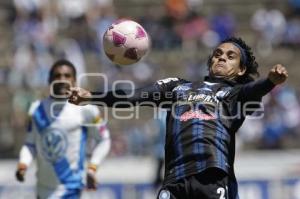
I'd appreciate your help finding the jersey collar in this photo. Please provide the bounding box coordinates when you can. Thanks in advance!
[204,75,238,86]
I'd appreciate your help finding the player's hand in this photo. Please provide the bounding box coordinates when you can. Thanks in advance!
[268,64,288,85]
[15,163,27,182]
[86,164,97,190]
[86,171,97,190]
[67,87,92,106]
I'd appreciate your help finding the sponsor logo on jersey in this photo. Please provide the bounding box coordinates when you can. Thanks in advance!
[187,93,219,104]
[41,128,68,162]
[180,110,217,121]
[159,190,171,199]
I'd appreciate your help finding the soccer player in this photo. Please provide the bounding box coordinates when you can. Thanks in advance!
[68,37,288,199]
[15,60,111,199]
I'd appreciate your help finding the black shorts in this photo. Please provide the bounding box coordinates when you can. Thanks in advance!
[157,168,239,199]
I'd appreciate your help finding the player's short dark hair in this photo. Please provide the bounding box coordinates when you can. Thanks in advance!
[48,59,77,84]
[207,37,259,84]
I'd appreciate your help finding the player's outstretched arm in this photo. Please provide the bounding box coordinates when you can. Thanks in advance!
[239,64,288,102]
[68,78,187,107]
[68,83,168,107]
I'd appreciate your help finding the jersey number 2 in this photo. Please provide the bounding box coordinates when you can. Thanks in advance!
[217,187,226,199]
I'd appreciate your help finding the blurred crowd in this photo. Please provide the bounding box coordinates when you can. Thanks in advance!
[0,0,300,158]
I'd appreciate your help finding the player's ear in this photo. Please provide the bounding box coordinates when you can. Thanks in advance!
[238,65,246,76]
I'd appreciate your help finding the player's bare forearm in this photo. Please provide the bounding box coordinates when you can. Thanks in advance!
[268,64,288,85]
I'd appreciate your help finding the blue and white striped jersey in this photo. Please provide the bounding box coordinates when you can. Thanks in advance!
[20,97,110,190]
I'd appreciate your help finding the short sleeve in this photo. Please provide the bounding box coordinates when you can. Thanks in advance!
[82,105,102,125]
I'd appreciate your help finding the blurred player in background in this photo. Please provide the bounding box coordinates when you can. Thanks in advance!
[15,60,111,199]
[68,37,288,199]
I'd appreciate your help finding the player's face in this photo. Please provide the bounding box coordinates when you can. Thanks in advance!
[51,65,76,97]
[210,43,246,79]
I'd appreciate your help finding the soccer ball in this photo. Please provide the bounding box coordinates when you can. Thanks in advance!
[103,19,150,65]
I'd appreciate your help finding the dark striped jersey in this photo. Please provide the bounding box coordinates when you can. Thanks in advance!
[91,76,275,185]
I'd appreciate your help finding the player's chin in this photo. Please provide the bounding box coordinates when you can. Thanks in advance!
[211,66,224,75]
[211,70,226,77]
